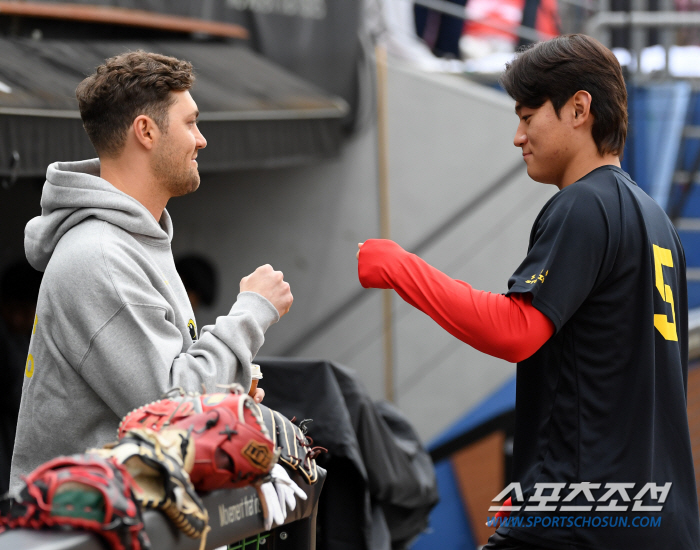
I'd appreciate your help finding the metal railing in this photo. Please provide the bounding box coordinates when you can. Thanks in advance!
[413,0,700,77]
[585,8,695,76]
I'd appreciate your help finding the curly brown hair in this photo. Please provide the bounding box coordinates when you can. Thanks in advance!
[76,50,195,158]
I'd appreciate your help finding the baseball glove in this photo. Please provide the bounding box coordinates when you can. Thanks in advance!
[117,388,202,438]
[0,453,149,550]
[119,387,323,484]
[171,393,277,492]
[118,385,259,438]
[117,386,318,530]
[253,403,325,485]
[93,428,209,546]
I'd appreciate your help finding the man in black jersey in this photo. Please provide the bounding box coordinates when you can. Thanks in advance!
[357,33,699,549]
[487,34,700,549]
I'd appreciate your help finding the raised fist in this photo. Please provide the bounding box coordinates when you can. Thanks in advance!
[240,264,293,318]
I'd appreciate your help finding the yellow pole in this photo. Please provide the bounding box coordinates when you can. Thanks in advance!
[375,44,394,403]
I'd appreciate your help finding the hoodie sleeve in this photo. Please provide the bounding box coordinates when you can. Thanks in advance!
[45,219,280,419]
[76,291,278,418]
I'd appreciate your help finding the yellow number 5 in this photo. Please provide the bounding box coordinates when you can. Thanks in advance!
[653,244,678,341]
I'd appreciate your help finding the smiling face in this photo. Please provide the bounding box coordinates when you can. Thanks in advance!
[151,90,207,197]
[514,99,577,188]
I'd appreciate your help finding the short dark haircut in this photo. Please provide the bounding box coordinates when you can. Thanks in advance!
[500,34,628,157]
[76,50,195,158]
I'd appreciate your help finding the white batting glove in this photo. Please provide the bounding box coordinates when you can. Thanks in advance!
[271,463,307,515]
[256,464,308,531]
[257,479,285,531]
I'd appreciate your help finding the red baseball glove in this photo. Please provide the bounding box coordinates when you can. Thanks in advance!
[119,386,277,493]
[171,394,277,492]
[0,453,149,550]
[117,386,318,531]
[117,388,201,438]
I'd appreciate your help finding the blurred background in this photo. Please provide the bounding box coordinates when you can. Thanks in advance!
[1,0,700,548]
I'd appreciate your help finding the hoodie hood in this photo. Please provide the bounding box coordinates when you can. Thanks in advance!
[25,158,173,271]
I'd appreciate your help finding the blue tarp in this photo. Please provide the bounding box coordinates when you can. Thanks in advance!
[428,376,517,451]
[622,82,691,208]
[411,376,517,549]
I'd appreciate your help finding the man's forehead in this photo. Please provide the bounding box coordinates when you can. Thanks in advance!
[171,90,199,115]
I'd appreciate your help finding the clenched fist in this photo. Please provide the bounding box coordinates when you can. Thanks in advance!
[240,264,293,318]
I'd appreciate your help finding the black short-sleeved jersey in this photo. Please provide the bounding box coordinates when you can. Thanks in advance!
[500,166,699,549]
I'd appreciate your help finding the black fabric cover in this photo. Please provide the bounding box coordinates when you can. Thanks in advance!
[257,357,439,550]
[0,38,347,177]
[0,319,27,496]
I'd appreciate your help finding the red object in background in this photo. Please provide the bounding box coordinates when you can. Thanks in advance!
[463,0,559,43]
[495,496,512,519]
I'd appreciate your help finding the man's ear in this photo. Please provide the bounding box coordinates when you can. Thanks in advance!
[132,115,159,150]
[572,90,592,127]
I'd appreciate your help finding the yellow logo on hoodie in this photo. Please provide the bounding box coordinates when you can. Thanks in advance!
[25,315,38,378]
[25,354,34,378]
[188,319,197,341]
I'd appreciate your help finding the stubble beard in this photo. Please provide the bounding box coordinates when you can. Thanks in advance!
[151,141,200,198]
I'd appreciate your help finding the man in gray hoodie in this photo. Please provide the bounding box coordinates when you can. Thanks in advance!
[9,51,293,494]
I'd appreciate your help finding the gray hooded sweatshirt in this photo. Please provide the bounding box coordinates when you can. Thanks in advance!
[10,159,279,494]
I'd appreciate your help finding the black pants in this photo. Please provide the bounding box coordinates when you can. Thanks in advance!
[483,532,549,550]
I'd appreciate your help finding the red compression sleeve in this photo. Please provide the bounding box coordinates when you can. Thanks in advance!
[358,239,555,363]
